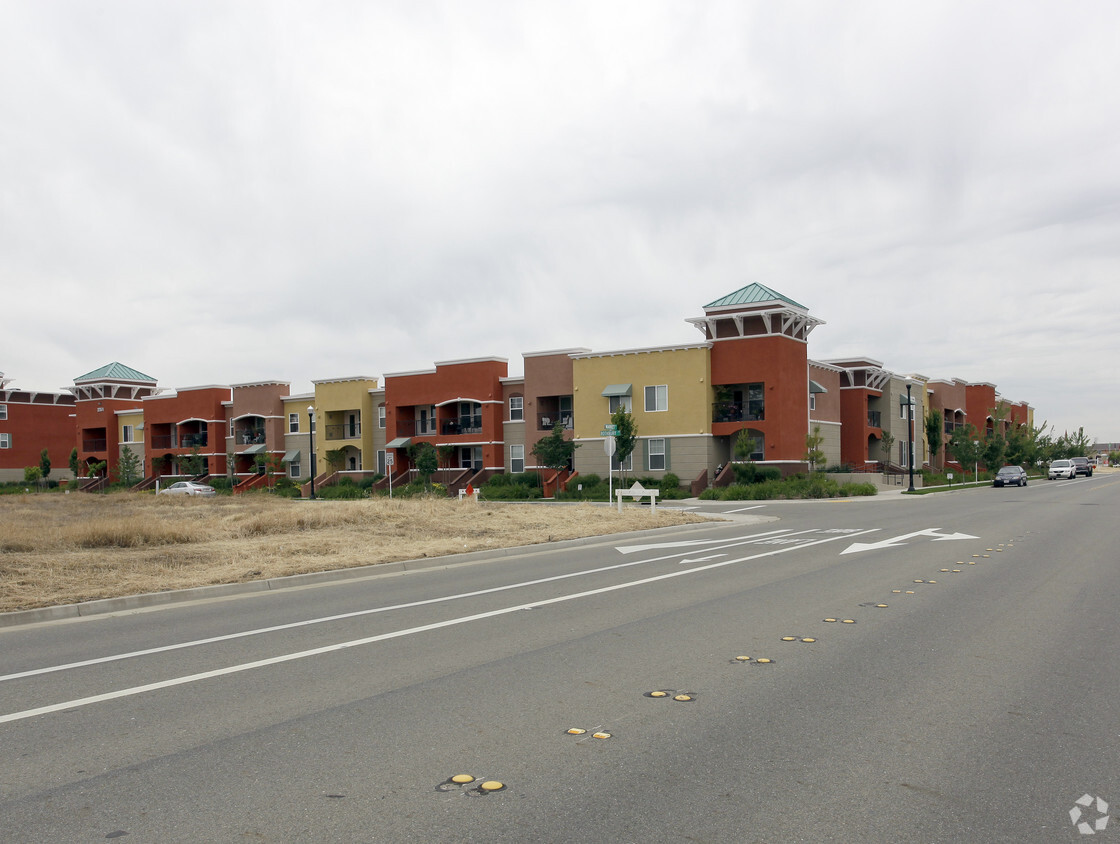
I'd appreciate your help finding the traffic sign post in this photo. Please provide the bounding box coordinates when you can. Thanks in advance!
[603,435,616,502]
[386,452,395,498]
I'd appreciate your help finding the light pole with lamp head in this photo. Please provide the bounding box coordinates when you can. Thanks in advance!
[904,381,916,492]
[307,405,316,500]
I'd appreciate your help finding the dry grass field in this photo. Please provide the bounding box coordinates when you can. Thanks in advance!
[0,493,709,613]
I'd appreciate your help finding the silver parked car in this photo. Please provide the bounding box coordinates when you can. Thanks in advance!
[1048,459,1076,480]
[158,481,216,497]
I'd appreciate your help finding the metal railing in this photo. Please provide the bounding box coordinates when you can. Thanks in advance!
[712,402,764,423]
[537,414,573,431]
[324,424,361,440]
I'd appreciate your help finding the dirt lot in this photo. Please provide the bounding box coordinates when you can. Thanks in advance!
[0,493,709,613]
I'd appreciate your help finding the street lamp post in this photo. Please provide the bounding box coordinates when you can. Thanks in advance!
[973,440,979,484]
[307,405,316,500]
[905,382,916,492]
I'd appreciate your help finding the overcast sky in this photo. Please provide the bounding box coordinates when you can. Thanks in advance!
[3,1,1117,442]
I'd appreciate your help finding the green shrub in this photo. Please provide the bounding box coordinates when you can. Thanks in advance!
[661,473,680,490]
[732,463,782,485]
[319,483,367,499]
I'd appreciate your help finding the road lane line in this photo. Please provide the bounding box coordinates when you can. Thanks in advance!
[0,528,805,684]
[0,529,879,724]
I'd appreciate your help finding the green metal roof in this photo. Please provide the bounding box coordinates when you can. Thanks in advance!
[74,362,157,384]
[704,283,806,310]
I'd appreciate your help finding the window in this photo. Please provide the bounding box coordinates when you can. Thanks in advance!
[0,404,6,420]
[122,425,134,443]
[809,394,816,412]
[509,396,524,422]
[648,438,666,471]
[510,444,525,474]
[746,384,764,420]
[289,413,299,433]
[611,451,633,472]
[378,405,386,429]
[609,394,632,414]
[0,433,10,449]
[289,461,301,478]
[229,420,235,437]
[742,429,764,461]
[644,385,668,412]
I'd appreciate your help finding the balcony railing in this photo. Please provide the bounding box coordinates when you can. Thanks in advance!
[944,421,962,434]
[537,414,573,431]
[150,435,174,449]
[868,411,882,428]
[324,424,361,440]
[235,429,266,445]
[712,402,764,423]
[179,433,208,448]
[442,416,483,436]
[82,439,107,452]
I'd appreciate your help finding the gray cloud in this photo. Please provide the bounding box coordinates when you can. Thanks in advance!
[3,0,1118,440]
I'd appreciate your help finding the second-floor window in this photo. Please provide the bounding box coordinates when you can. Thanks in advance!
[289,413,299,433]
[0,404,7,420]
[644,385,668,412]
[609,395,632,414]
[0,433,11,449]
[122,425,134,442]
[378,405,386,429]
[509,396,524,422]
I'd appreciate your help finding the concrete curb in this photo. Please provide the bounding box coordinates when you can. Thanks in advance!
[0,515,752,629]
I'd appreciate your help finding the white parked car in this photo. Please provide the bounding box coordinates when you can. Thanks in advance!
[1048,459,1076,480]
[158,481,217,497]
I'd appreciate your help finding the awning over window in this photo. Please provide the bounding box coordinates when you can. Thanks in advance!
[243,444,266,454]
[601,384,633,397]
[809,380,827,394]
[282,450,300,462]
[386,437,411,449]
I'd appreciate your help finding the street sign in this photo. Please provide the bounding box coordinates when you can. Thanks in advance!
[385,453,395,466]
[603,424,618,434]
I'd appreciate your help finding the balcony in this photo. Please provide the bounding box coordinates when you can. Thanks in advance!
[82,438,107,452]
[235,428,266,445]
[179,433,208,448]
[712,402,764,424]
[537,413,573,431]
[324,423,361,441]
[150,435,174,449]
[867,411,882,428]
[442,415,483,436]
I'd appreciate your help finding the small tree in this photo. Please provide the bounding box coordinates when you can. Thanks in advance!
[180,445,205,477]
[69,447,80,479]
[87,460,107,478]
[804,425,825,472]
[733,428,758,462]
[39,448,51,482]
[610,407,637,484]
[925,409,943,465]
[947,423,981,471]
[325,449,346,473]
[533,423,580,489]
[879,431,896,467]
[115,448,143,488]
[980,433,1006,471]
[24,466,42,485]
[413,443,439,488]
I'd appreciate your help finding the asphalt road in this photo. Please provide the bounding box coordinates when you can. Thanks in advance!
[1,474,1118,842]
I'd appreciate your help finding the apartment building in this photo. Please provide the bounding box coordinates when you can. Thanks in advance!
[1,283,1036,492]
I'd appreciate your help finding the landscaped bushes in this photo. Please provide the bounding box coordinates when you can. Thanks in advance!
[482,472,543,500]
[700,473,877,500]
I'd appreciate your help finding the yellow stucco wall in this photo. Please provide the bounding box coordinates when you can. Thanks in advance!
[572,346,712,439]
[310,379,377,469]
[118,411,144,442]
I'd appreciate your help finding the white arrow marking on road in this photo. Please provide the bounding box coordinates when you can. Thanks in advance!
[841,527,979,555]
[618,529,792,554]
[679,554,727,565]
